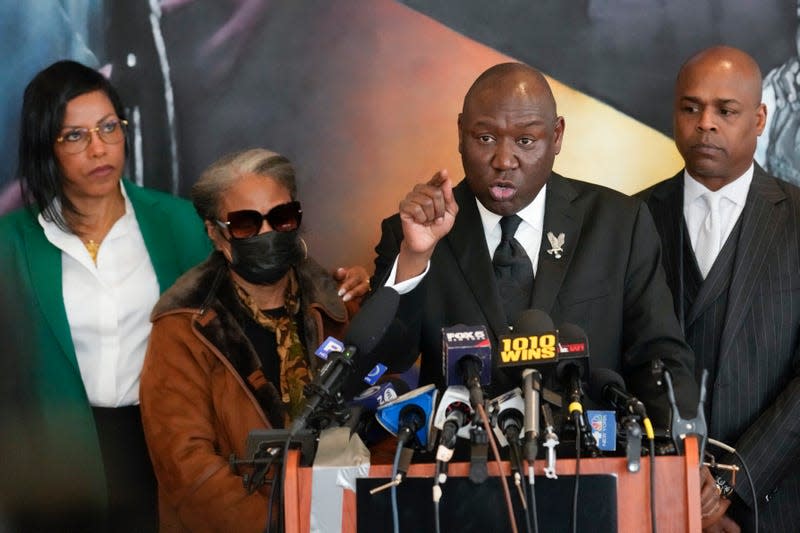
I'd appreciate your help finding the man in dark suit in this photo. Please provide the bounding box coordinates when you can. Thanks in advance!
[373,62,698,428]
[639,46,800,532]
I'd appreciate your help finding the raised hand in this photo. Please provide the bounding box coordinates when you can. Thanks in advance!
[396,169,459,282]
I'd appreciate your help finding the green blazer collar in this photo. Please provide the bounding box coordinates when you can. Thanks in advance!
[124,180,184,292]
[21,180,187,372]
[22,212,77,371]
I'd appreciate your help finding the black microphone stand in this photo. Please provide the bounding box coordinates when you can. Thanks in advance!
[228,428,318,533]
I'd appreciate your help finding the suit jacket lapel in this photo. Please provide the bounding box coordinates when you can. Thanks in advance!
[646,173,684,316]
[445,181,509,339]
[686,226,737,326]
[124,180,180,292]
[718,168,787,359]
[531,173,582,314]
[22,220,79,371]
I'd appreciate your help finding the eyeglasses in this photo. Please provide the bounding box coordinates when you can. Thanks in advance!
[55,119,128,154]
[216,201,302,239]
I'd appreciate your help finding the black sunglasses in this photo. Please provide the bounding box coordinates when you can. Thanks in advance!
[216,201,302,239]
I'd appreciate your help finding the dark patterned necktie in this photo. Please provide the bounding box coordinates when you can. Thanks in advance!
[493,215,534,325]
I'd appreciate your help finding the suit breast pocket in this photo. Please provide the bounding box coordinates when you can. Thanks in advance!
[765,273,800,294]
[556,280,611,326]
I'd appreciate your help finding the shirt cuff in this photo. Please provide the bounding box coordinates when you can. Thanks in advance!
[383,255,429,294]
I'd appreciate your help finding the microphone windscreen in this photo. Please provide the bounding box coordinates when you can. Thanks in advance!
[513,309,555,334]
[343,286,400,356]
[556,322,590,378]
[558,322,587,340]
[351,376,411,411]
[384,376,412,397]
[442,325,492,386]
[588,368,626,404]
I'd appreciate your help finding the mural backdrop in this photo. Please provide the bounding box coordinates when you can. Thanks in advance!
[1,0,798,270]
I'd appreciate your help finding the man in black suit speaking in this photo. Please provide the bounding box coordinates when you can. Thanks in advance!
[373,62,698,427]
[639,46,800,532]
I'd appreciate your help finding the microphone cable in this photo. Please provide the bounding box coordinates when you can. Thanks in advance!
[432,436,448,533]
[527,472,539,533]
[571,424,581,533]
[432,430,452,533]
[634,410,657,533]
[265,436,291,533]
[507,429,534,533]
[433,469,443,533]
[257,450,280,533]
[648,434,657,533]
[707,438,758,533]
[390,439,404,533]
[477,402,519,533]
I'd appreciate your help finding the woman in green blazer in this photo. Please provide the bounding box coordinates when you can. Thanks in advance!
[0,61,210,532]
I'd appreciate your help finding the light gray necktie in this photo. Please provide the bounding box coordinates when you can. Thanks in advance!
[695,192,722,278]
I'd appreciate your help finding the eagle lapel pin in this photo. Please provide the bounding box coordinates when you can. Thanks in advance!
[546,232,565,259]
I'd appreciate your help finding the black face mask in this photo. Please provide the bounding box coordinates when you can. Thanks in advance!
[227,229,305,284]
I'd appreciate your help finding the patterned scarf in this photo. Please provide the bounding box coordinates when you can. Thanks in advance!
[233,270,312,422]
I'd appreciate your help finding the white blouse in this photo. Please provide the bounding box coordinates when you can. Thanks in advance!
[40,183,159,407]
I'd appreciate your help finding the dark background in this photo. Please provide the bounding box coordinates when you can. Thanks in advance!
[1,0,796,270]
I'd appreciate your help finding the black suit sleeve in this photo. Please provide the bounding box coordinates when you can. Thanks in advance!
[725,344,800,509]
[622,202,699,424]
[371,215,403,288]
[369,215,424,373]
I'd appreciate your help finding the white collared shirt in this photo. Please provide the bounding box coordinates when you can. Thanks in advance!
[683,164,753,264]
[40,182,159,407]
[477,183,546,276]
[388,185,547,292]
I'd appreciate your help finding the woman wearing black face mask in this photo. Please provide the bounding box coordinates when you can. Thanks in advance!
[138,148,369,532]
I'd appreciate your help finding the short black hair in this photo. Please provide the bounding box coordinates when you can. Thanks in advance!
[18,60,127,231]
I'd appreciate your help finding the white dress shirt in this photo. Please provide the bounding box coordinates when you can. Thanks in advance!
[388,185,547,292]
[683,165,753,275]
[40,182,159,407]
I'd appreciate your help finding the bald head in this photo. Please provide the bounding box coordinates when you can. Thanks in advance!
[457,62,565,215]
[463,63,558,123]
[672,46,767,189]
[677,46,763,103]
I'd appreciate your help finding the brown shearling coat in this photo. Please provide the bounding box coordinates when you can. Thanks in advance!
[140,253,354,532]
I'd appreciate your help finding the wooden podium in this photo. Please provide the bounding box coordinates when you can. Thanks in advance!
[282,437,701,532]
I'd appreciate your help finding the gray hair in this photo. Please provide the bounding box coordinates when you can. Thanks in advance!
[191,148,298,220]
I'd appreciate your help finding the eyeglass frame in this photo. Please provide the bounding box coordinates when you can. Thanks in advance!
[214,201,303,239]
[54,118,129,154]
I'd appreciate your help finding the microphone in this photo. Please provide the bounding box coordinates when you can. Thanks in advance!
[289,287,399,436]
[589,368,654,439]
[376,384,439,449]
[488,388,528,509]
[433,386,474,462]
[501,309,555,469]
[315,335,389,387]
[555,322,590,375]
[555,323,598,457]
[349,378,411,444]
[498,310,558,367]
[442,325,493,484]
[488,388,525,448]
[351,379,409,412]
[554,323,590,407]
[557,361,583,421]
[589,369,649,471]
[522,369,541,466]
[442,325,492,408]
